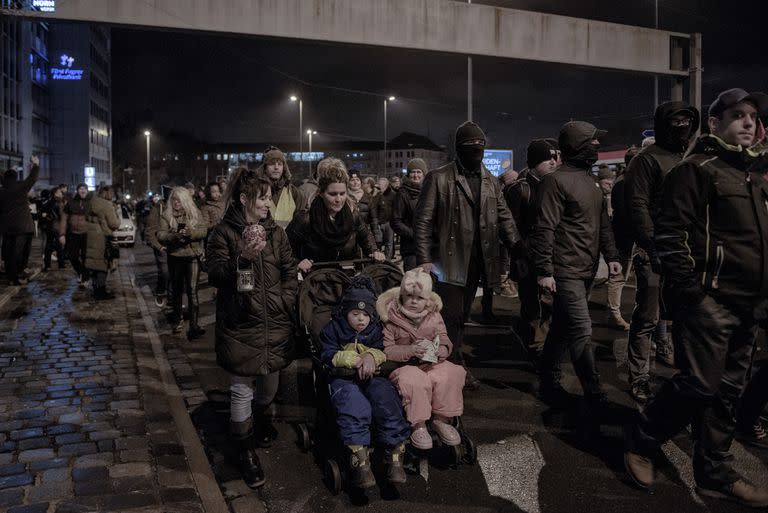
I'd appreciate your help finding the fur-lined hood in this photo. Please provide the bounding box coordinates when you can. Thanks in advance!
[376,286,443,323]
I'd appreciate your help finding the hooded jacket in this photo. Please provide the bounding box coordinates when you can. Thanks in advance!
[84,196,120,273]
[0,164,39,235]
[528,129,619,279]
[655,134,768,309]
[625,102,700,255]
[60,194,90,235]
[376,287,452,363]
[413,161,520,288]
[391,179,421,256]
[206,206,298,376]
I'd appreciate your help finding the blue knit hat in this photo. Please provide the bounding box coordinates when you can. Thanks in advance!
[336,275,378,320]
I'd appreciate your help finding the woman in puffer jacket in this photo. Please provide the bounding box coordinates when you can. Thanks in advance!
[206,168,298,489]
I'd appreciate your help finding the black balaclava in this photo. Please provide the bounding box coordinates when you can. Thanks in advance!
[654,101,700,153]
[455,121,486,173]
[559,121,606,169]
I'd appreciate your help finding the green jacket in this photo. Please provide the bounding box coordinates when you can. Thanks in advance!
[85,197,120,272]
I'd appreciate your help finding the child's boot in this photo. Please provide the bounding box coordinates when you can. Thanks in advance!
[385,442,407,484]
[347,445,375,489]
[230,418,266,488]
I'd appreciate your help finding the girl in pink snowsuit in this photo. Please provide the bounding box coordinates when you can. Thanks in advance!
[377,268,466,450]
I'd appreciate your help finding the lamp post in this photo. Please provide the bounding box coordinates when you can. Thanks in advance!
[384,96,395,175]
[306,129,317,178]
[122,167,133,199]
[144,131,151,195]
[290,95,303,173]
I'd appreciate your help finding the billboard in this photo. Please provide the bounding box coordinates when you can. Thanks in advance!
[483,149,514,177]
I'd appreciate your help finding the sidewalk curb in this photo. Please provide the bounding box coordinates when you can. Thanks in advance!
[129,271,229,513]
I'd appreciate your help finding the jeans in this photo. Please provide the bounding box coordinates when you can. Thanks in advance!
[230,372,281,423]
[539,277,601,395]
[629,295,757,488]
[379,222,394,260]
[436,255,482,365]
[2,233,33,282]
[153,248,169,296]
[43,230,65,269]
[516,269,552,345]
[167,255,200,327]
[66,232,88,278]
[627,249,661,385]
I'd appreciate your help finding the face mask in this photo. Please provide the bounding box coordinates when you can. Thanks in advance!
[665,125,694,151]
[568,143,600,168]
[457,145,485,172]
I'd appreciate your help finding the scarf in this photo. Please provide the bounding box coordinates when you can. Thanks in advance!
[398,302,430,325]
[309,195,354,249]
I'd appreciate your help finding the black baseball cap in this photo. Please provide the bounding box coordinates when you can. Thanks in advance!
[708,88,768,118]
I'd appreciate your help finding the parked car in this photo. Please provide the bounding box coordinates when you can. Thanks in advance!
[112,204,136,248]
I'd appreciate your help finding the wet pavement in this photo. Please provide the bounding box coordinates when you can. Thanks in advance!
[1,238,766,513]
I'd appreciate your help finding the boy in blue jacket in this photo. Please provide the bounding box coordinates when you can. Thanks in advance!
[319,276,410,488]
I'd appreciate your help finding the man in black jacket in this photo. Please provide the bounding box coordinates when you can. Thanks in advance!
[373,177,396,259]
[528,122,621,405]
[625,88,768,507]
[505,139,559,348]
[623,101,699,403]
[0,156,40,285]
[391,158,426,271]
[414,121,520,389]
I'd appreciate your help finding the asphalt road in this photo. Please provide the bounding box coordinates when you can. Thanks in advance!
[129,243,768,513]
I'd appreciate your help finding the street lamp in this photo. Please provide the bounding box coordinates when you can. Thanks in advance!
[306,129,317,177]
[144,130,151,195]
[290,95,303,172]
[384,96,396,174]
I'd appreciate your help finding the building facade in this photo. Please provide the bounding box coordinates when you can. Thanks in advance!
[1,4,53,186]
[49,23,112,190]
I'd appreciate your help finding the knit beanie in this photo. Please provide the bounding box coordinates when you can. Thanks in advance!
[263,146,286,164]
[338,275,378,320]
[400,268,433,300]
[455,121,486,146]
[406,158,427,177]
[526,139,555,169]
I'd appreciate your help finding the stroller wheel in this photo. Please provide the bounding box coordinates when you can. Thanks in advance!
[297,423,311,452]
[463,436,477,465]
[324,459,342,495]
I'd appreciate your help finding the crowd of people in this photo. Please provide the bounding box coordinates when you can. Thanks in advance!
[1,86,767,505]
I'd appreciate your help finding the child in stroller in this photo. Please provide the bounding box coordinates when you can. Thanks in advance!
[318,275,411,489]
[377,268,466,450]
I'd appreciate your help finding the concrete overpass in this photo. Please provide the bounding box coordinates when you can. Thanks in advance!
[2,0,702,112]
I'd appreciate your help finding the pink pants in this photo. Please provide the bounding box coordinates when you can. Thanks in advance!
[389,361,466,425]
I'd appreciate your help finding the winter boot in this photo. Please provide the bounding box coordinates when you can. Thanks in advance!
[252,404,278,448]
[230,418,266,488]
[347,445,375,489]
[187,305,205,339]
[384,443,407,484]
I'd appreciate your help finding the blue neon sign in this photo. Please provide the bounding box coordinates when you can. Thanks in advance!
[51,54,84,81]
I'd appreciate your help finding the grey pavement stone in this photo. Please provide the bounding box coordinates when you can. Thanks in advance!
[88,429,121,441]
[0,453,12,464]
[41,467,70,483]
[114,436,146,451]
[112,475,154,494]
[29,457,69,471]
[73,478,112,497]
[8,503,51,513]
[9,428,44,441]
[58,413,84,425]
[72,452,113,468]
[27,479,72,501]
[18,437,50,451]
[101,491,158,511]
[230,495,267,513]
[47,424,77,436]
[58,442,97,457]
[108,462,152,479]
[0,487,24,507]
[119,449,152,463]
[72,466,108,482]
[157,468,193,487]
[0,463,25,476]
[18,448,55,463]
[55,433,86,445]
[0,472,33,489]
[160,487,199,503]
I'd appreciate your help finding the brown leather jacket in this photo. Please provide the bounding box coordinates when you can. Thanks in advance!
[413,161,520,288]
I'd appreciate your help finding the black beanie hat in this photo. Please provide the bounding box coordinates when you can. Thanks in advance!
[455,121,486,146]
[337,275,378,320]
[527,139,555,169]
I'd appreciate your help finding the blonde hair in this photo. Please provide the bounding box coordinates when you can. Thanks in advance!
[316,157,349,192]
[163,186,201,229]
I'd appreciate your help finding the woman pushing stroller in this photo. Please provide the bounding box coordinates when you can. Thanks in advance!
[206,167,298,488]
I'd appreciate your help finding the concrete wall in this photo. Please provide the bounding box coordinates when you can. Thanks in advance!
[7,0,688,76]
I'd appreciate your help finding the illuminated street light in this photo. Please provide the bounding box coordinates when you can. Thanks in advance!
[144,131,151,194]
[384,96,396,173]
[290,95,305,173]
[306,129,317,177]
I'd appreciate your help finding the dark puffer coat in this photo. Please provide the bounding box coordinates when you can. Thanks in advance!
[206,207,298,376]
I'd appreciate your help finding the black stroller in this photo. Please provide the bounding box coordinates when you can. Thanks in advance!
[294,259,476,495]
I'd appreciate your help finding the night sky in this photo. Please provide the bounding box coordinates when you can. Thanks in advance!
[110,0,766,167]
